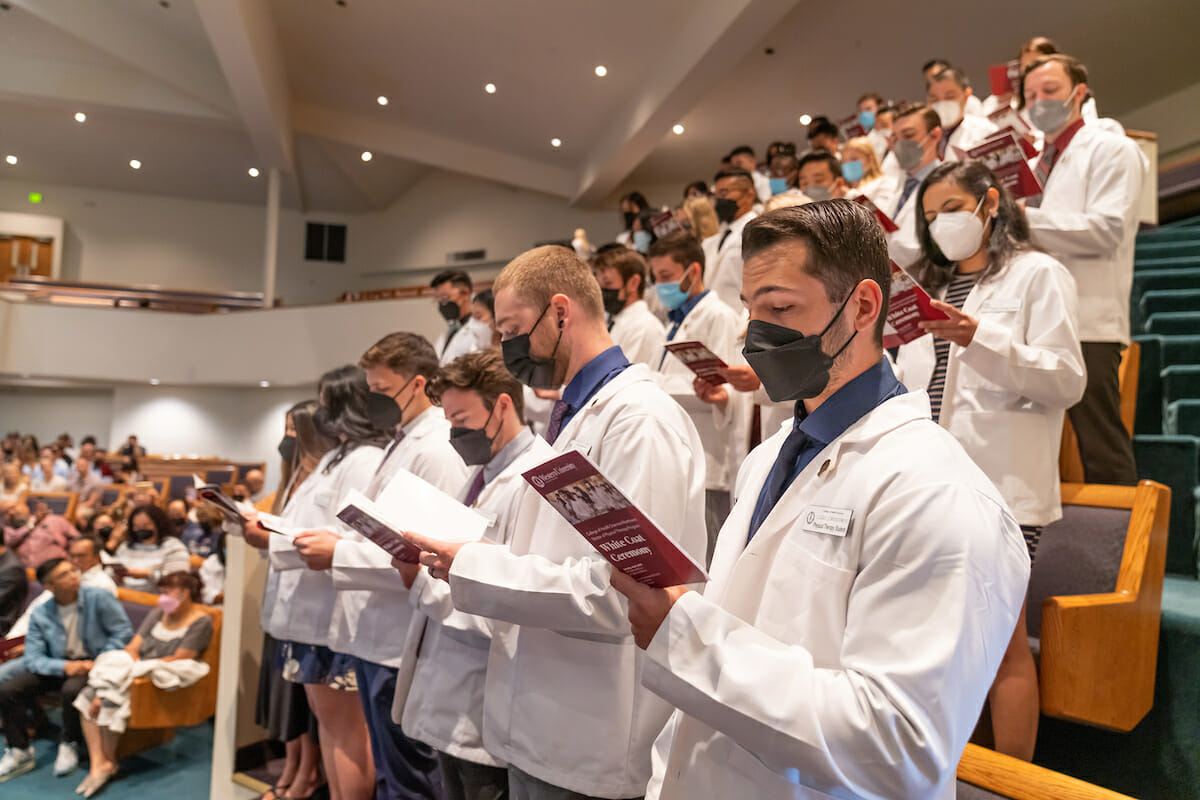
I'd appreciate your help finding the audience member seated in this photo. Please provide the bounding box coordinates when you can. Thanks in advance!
[4,500,79,570]
[166,499,190,537]
[0,558,132,782]
[181,503,223,557]
[117,435,146,459]
[74,571,213,796]
[198,529,225,606]
[77,438,111,479]
[243,469,268,504]
[0,538,24,635]
[0,463,25,505]
[5,536,118,645]
[67,455,108,511]
[112,505,191,593]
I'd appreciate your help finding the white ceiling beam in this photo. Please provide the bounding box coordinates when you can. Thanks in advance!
[571,0,800,207]
[293,103,577,199]
[194,0,295,173]
[7,0,236,119]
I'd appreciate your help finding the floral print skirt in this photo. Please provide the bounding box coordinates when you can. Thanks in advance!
[277,640,358,691]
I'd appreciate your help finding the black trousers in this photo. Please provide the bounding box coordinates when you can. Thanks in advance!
[438,751,508,800]
[0,670,87,748]
[1068,341,1138,486]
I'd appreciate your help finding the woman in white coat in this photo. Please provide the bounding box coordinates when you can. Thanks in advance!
[268,366,389,800]
[895,160,1086,761]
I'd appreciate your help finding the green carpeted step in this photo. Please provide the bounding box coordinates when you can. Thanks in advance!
[1160,335,1200,367]
[1163,364,1200,408]
[1136,256,1200,273]
[1167,400,1200,437]
[1147,312,1200,336]
[1133,268,1200,306]
[1134,335,1164,436]
[1134,434,1200,577]
[1140,291,1200,330]
[1136,239,1200,259]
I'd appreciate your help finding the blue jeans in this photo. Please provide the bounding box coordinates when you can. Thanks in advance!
[352,656,443,799]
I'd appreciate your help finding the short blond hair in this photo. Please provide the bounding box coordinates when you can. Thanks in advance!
[842,137,884,182]
[683,196,719,240]
[494,245,604,319]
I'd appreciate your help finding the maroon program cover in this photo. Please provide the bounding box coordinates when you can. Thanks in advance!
[852,194,900,233]
[664,341,728,386]
[884,262,949,349]
[967,131,1043,199]
[522,451,707,588]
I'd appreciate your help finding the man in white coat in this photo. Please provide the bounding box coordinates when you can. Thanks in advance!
[648,231,750,558]
[433,270,492,366]
[1023,53,1145,485]
[593,246,666,367]
[294,332,470,800]
[926,67,998,160]
[881,104,945,267]
[612,200,1030,799]
[406,245,707,800]
[395,349,556,800]
[704,170,758,312]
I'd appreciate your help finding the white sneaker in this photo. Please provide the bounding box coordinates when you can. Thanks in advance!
[54,742,79,776]
[0,745,36,781]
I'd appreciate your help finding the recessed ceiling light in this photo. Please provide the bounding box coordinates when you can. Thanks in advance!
[672,124,685,135]
[259,380,271,388]
[248,167,260,177]
[484,83,496,94]
[550,138,562,148]
[594,65,607,77]
[798,114,812,125]
[4,155,16,166]
[361,151,373,162]
[74,112,87,123]
[149,378,161,385]
[376,95,388,106]
[129,159,142,170]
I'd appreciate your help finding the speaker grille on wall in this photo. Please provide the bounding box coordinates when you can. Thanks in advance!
[305,222,348,263]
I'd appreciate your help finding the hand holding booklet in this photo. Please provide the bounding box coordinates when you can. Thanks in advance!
[336,469,490,563]
[192,475,255,526]
[522,451,707,589]
[883,261,949,349]
[664,341,728,386]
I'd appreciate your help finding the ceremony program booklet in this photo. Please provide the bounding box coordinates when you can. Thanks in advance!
[988,61,1021,99]
[522,451,708,588]
[0,636,24,660]
[852,194,900,233]
[837,113,867,141]
[336,470,490,563]
[965,131,1043,199]
[664,341,728,386]
[192,475,254,526]
[883,262,949,348]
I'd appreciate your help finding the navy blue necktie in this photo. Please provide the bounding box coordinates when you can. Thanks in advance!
[746,427,812,543]
[893,175,920,218]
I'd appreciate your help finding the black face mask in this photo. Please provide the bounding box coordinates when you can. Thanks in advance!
[277,434,297,463]
[366,376,415,431]
[438,300,462,322]
[129,527,156,544]
[231,494,246,503]
[97,526,114,538]
[601,288,623,317]
[501,303,562,390]
[743,291,857,402]
[714,196,739,224]
[449,404,498,466]
[623,211,637,229]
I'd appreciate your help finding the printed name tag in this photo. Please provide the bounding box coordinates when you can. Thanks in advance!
[566,440,592,456]
[802,506,853,537]
[476,510,498,529]
[981,298,1021,313]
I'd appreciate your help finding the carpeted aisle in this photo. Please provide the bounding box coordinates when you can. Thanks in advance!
[1,721,212,800]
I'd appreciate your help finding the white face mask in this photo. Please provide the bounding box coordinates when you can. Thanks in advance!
[930,99,963,129]
[929,194,988,262]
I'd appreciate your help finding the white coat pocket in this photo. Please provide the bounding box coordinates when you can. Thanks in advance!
[756,536,855,665]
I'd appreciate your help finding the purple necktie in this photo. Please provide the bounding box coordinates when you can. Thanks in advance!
[545,400,570,444]
[463,469,487,506]
[384,428,406,457]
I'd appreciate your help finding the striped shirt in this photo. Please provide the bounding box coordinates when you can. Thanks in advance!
[927,273,979,424]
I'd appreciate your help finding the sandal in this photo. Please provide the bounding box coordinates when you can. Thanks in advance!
[259,785,290,800]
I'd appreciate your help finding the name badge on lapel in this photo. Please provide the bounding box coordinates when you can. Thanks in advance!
[981,298,1021,313]
[802,506,853,537]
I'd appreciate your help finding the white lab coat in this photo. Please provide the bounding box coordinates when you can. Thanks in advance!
[866,129,890,163]
[644,389,1030,800]
[1025,123,1147,343]
[965,93,986,118]
[448,364,708,798]
[610,299,667,368]
[703,211,757,313]
[894,251,1086,525]
[752,170,773,204]
[944,114,999,160]
[326,407,470,667]
[657,291,751,492]
[266,446,384,645]
[882,169,924,268]
[394,432,556,767]
[436,318,492,366]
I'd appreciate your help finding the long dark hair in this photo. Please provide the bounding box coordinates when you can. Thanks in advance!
[911,160,1037,295]
[316,365,391,472]
[128,504,176,544]
[273,399,336,513]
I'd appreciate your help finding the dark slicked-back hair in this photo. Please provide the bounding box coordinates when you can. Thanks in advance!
[742,199,891,345]
[430,270,472,292]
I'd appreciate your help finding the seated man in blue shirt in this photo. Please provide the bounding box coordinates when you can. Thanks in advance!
[0,558,132,782]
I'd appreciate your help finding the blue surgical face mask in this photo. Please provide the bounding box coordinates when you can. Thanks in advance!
[632,230,653,253]
[768,177,790,195]
[841,160,865,184]
[858,110,876,131]
[655,268,694,311]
